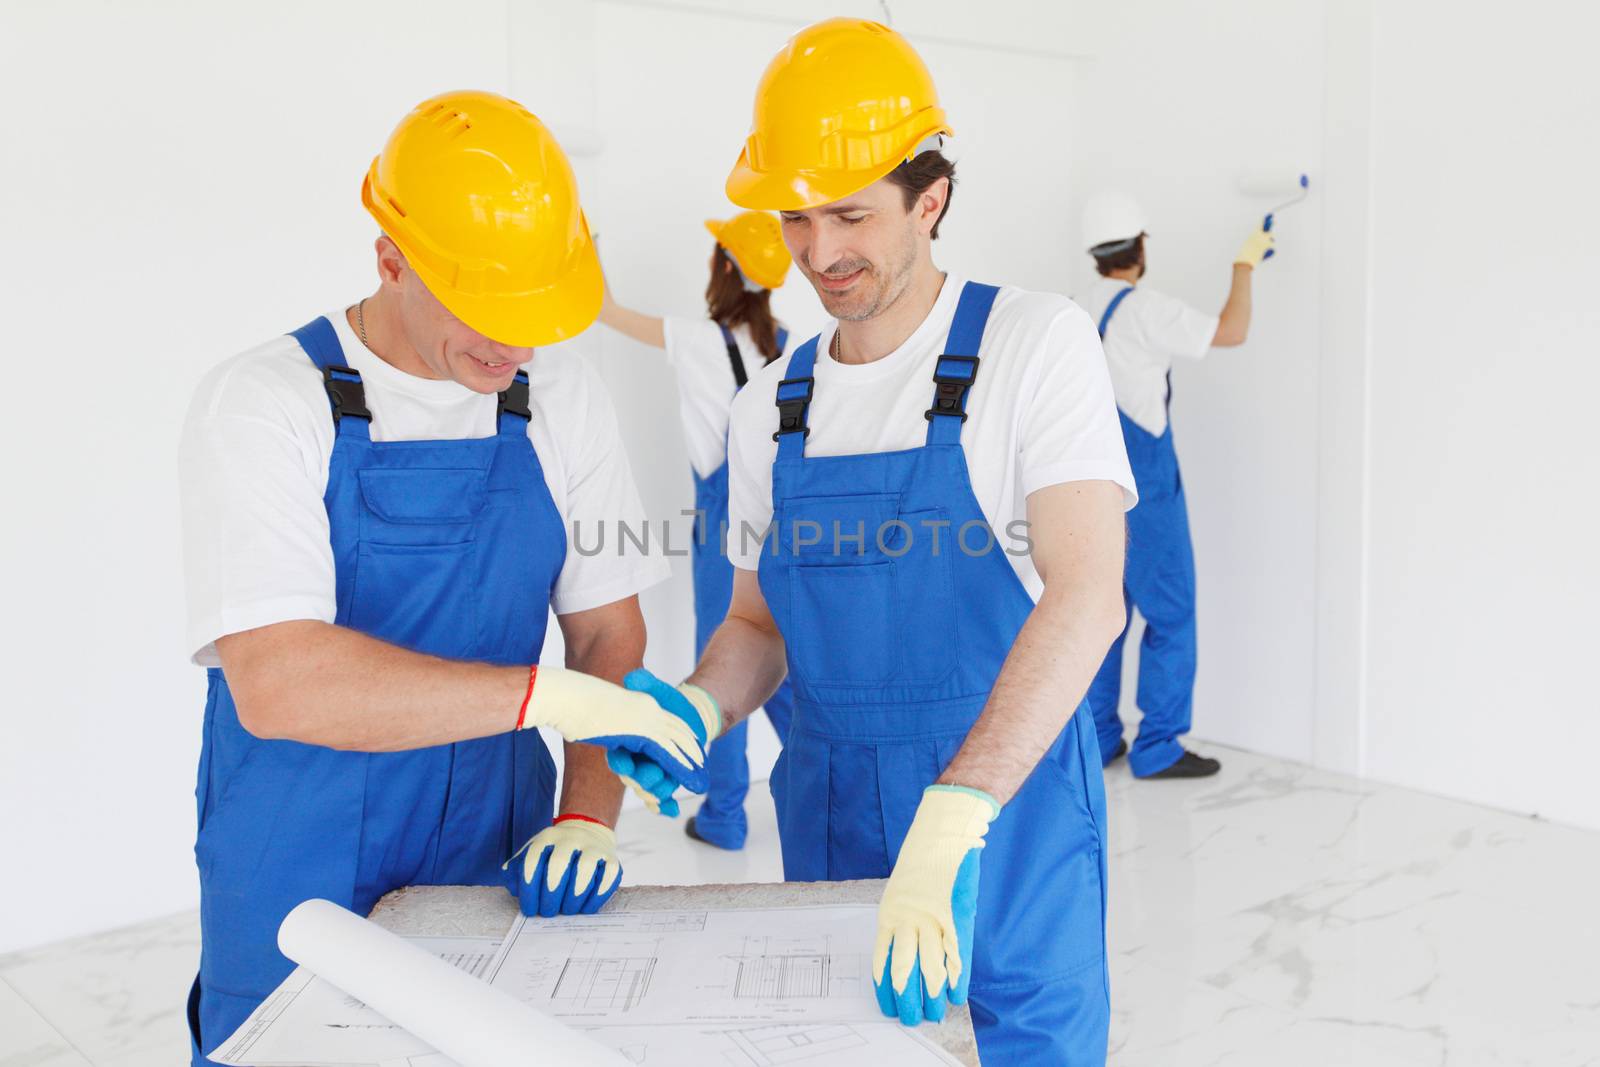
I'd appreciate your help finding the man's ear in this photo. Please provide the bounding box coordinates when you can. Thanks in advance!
[917,177,950,234]
[374,235,407,286]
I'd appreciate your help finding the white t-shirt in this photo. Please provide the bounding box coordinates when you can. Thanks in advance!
[1078,275,1220,436]
[726,275,1137,602]
[179,308,669,667]
[660,317,794,480]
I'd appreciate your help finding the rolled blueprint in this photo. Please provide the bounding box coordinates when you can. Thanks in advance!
[278,899,628,1067]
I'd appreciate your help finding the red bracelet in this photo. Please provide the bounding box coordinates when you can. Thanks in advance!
[514,664,538,730]
[554,813,609,828]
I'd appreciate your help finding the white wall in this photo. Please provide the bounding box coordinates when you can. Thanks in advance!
[1360,1,1600,827]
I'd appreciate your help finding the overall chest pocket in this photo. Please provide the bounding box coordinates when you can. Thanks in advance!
[349,467,489,658]
[780,494,958,689]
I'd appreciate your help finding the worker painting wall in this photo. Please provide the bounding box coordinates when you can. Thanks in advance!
[1072,0,1600,831]
[1068,0,1328,766]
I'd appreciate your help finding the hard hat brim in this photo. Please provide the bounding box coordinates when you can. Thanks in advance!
[412,231,604,348]
[724,122,952,213]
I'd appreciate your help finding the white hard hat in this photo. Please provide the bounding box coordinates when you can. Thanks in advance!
[1082,191,1148,254]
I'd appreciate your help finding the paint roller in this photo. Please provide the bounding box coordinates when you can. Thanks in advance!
[1237,171,1310,232]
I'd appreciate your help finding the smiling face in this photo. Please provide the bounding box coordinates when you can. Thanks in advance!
[374,237,530,393]
[779,175,945,322]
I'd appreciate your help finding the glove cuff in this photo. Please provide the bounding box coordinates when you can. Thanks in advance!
[926,784,1001,820]
[551,815,617,847]
[679,683,723,742]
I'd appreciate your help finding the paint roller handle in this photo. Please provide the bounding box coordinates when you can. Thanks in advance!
[1261,214,1276,259]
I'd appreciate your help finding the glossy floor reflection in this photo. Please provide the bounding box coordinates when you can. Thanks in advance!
[3,744,1596,1065]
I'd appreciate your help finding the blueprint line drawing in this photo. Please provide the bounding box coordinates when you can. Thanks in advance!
[485,906,889,1026]
[551,946,658,1012]
[725,1023,869,1065]
[733,954,829,999]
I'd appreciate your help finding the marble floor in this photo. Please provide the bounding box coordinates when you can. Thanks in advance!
[3,744,1597,1066]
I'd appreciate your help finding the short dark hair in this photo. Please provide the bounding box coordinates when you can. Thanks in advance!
[1092,233,1146,276]
[884,151,956,239]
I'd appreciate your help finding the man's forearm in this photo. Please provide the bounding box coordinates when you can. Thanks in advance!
[939,582,1122,805]
[216,620,528,752]
[555,611,641,826]
[687,614,789,735]
[1213,263,1254,346]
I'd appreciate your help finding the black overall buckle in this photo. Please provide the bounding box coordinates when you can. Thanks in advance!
[924,354,980,422]
[321,364,371,423]
[772,376,815,441]
[498,373,532,421]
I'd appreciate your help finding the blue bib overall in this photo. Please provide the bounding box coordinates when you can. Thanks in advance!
[1086,288,1198,777]
[187,318,563,1062]
[759,284,1110,1063]
[688,325,794,849]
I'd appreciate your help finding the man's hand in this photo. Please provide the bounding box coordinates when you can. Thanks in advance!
[504,815,622,917]
[605,670,722,816]
[873,786,1000,1026]
[521,667,710,793]
[1234,224,1276,268]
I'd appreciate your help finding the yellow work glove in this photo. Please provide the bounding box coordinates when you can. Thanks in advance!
[608,670,723,817]
[1234,225,1276,268]
[503,814,622,917]
[518,666,710,793]
[873,785,1000,1027]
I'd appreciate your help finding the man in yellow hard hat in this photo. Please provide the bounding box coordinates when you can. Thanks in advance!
[177,91,708,1062]
[612,18,1132,1064]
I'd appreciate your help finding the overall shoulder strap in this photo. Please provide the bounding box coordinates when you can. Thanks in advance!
[925,282,1000,446]
[1097,285,1134,339]
[290,316,370,440]
[497,370,532,436]
[775,326,790,355]
[718,323,749,389]
[772,334,820,464]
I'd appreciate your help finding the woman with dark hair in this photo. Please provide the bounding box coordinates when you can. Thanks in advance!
[597,210,795,851]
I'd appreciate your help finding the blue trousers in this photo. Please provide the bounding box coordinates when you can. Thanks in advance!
[1088,413,1197,777]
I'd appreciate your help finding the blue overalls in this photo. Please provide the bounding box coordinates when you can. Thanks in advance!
[760,283,1110,1063]
[686,325,795,849]
[1086,287,1199,777]
[187,318,564,1063]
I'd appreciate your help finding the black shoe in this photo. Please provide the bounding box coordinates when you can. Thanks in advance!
[684,816,744,851]
[1102,739,1128,766]
[1144,750,1221,779]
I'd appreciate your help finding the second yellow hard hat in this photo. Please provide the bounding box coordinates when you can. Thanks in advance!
[705,211,791,290]
[726,18,952,211]
[362,91,602,347]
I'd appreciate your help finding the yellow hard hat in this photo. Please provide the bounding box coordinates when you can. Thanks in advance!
[726,18,952,211]
[704,211,791,290]
[361,91,602,347]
